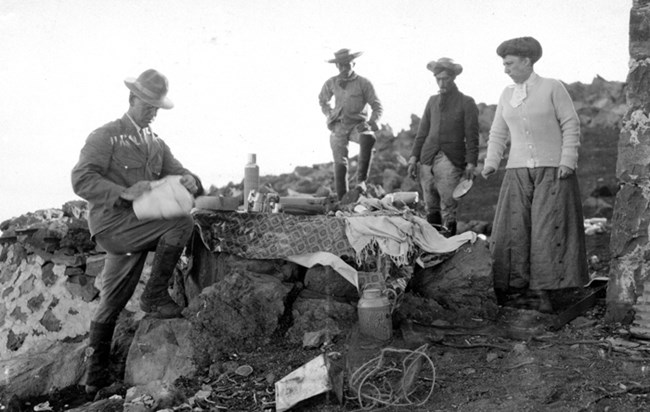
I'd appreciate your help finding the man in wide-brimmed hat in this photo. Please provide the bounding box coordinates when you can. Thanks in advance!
[407,57,479,236]
[319,48,383,200]
[71,69,204,396]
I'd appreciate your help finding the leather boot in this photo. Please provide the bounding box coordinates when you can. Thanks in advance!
[140,240,185,318]
[85,321,115,396]
[494,289,508,306]
[356,133,376,183]
[334,163,349,200]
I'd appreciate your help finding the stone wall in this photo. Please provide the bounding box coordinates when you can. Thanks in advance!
[0,242,98,360]
[606,0,650,323]
[0,205,104,360]
[0,205,157,400]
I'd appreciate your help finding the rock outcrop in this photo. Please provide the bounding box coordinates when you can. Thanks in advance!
[606,0,650,324]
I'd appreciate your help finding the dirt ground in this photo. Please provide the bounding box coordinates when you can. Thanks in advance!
[18,127,650,412]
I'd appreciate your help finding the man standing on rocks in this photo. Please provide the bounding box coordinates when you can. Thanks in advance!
[408,58,479,236]
[71,69,203,396]
[319,48,383,200]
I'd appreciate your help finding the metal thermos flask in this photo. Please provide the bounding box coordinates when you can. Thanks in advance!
[244,153,259,210]
[357,284,393,341]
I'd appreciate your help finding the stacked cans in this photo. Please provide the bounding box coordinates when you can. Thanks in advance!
[247,190,281,213]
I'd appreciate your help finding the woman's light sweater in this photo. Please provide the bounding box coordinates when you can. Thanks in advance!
[484,72,581,171]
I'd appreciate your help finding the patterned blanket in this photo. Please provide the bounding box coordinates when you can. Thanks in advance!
[193,210,355,259]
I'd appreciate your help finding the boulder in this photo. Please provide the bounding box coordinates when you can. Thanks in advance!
[410,239,498,320]
[286,296,357,344]
[123,380,186,412]
[186,271,292,367]
[303,265,357,300]
[0,341,86,401]
[124,318,195,386]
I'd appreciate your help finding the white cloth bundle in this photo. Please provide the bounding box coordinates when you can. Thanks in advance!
[344,214,477,266]
[133,175,194,220]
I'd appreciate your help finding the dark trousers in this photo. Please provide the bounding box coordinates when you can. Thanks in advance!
[92,209,193,324]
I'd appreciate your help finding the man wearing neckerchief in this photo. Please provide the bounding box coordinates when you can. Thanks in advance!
[319,48,383,201]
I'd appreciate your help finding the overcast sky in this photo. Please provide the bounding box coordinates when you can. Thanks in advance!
[0,0,632,222]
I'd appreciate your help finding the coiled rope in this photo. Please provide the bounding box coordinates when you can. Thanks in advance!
[348,344,436,410]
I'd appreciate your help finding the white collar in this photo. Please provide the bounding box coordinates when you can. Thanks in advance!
[509,72,538,107]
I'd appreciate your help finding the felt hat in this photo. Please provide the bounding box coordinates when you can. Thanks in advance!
[426,57,463,76]
[328,48,363,64]
[124,69,174,109]
[496,37,543,63]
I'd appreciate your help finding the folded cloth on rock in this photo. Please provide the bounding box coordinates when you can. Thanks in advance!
[344,214,476,266]
[409,215,477,253]
[133,175,194,220]
[286,251,358,289]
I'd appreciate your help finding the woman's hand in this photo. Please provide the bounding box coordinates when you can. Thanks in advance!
[557,165,574,179]
[481,166,496,179]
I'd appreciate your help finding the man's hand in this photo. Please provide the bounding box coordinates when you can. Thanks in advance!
[356,122,371,133]
[180,174,199,194]
[368,119,379,132]
[557,165,574,180]
[121,181,151,201]
[481,166,496,179]
[407,157,418,180]
[463,163,476,181]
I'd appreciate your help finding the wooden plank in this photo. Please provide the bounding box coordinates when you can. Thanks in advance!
[551,285,607,331]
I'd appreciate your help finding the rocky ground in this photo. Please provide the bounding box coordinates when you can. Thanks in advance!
[11,124,645,412]
[18,235,649,412]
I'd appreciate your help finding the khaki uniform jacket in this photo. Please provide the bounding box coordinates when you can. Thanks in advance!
[318,73,383,130]
[71,114,201,236]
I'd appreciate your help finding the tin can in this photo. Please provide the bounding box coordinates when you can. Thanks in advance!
[252,192,265,212]
[244,153,259,205]
[389,191,419,206]
[246,189,257,212]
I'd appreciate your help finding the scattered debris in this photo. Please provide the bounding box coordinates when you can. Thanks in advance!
[34,401,54,411]
[234,365,253,377]
[585,217,608,235]
[275,353,333,412]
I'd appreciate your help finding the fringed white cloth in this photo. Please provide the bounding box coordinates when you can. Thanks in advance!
[344,214,476,266]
